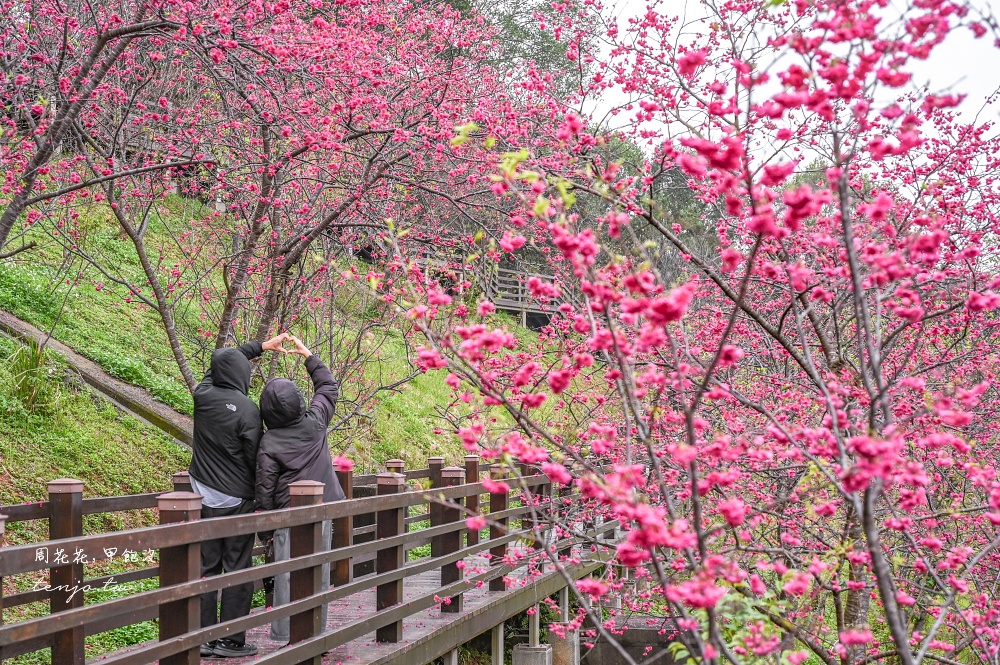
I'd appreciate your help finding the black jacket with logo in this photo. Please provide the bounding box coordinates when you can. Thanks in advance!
[188,342,263,501]
[255,355,344,511]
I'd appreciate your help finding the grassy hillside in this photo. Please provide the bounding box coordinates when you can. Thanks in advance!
[0,238,194,413]
[0,334,191,664]
[0,197,501,471]
[0,335,190,541]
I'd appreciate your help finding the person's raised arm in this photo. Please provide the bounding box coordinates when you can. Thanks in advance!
[289,337,339,426]
[239,333,291,361]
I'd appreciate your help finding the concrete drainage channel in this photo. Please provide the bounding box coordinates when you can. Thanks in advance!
[0,309,194,447]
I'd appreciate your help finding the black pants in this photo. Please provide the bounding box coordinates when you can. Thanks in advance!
[200,499,255,645]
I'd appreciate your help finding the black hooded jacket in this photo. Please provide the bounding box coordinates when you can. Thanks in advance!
[188,342,263,501]
[255,355,344,511]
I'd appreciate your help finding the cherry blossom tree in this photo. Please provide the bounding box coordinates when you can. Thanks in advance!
[5,0,541,401]
[399,0,1000,663]
[0,0,267,255]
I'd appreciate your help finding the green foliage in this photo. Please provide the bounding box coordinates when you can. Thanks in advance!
[457,646,494,665]
[364,354,466,468]
[0,339,190,547]
[83,579,160,653]
[449,0,591,98]
[0,213,482,466]
[0,252,192,413]
[0,338,189,663]
[10,336,49,410]
[0,198,553,472]
[7,578,162,665]
[503,603,562,662]
[0,264,61,321]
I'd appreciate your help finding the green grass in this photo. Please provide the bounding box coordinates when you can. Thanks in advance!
[368,338,468,467]
[0,245,193,413]
[10,577,163,665]
[0,198,526,469]
[0,335,190,543]
[0,335,190,664]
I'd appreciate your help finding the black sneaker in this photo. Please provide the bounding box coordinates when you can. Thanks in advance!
[200,641,217,657]
[212,640,259,658]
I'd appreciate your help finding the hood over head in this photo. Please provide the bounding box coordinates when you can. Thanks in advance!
[211,348,252,394]
[261,378,306,429]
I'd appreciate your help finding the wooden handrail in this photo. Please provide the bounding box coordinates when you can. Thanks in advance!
[2,565,161,609]
[4,519,617,665]
[0,477,548,577]
[83,493,161,514]
[1,493,162,524]
[0,503,49,522]
[0,505,535,646]
[0,463,494,612]
[0,459,610,664]
[109,519,618,665]
[0,465,494,525]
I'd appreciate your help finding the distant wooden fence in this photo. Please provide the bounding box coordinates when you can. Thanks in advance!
[410,246,563,322]
[0,457,612,664]
[477,266,562,319]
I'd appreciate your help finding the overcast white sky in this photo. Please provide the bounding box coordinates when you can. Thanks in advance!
[584,0,1000,128]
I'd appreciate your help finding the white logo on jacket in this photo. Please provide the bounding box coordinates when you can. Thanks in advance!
[225,404,237,412]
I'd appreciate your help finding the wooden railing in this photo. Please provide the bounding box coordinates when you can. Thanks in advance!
[409,246,562,318]
[0,457,613,664]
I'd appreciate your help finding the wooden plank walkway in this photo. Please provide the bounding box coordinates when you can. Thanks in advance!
[239,556,497,665]
[93,550,602,665]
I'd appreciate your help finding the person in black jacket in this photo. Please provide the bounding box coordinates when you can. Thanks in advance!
[189,334,288,659]
[256,336,344,643]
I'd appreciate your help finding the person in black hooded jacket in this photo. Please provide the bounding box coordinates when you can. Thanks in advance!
[188,334,288,659]
[255,336,344,643]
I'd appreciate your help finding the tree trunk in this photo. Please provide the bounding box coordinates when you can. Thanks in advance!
[843,512,870,665]
[106,190,197,391]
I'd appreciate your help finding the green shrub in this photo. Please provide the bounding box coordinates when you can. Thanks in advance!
[10,337,48,410]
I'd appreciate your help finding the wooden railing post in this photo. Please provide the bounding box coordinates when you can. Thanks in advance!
[48,478,84,665]
[428,456,445,488]
[439,467,465,613]
[157,492,203,665]
[519,462,546,552]
[428,456,445,555]
[464,455,480,546]
[489,467,509,591]
[333,468,353,587]
[386,459,406,533]
[558,483,574,559]
[376,473,405,643]
[172,471,193,493]
[289,480,325,659]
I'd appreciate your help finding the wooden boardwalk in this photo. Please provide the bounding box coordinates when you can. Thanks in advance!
[1,464,614,665]
[96,550,603,665]
[234,554,498,665]
[411,250,562,319]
